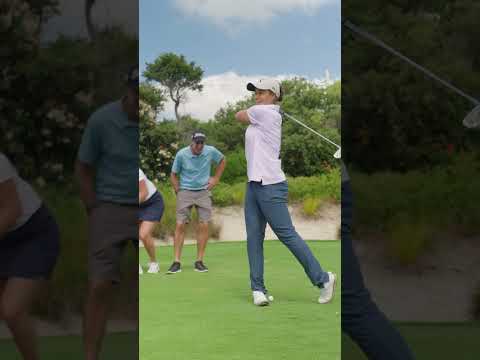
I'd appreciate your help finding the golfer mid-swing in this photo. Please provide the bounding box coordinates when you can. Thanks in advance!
[235,78,336,306]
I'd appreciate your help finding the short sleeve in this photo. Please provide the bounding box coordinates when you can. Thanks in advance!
[0,153,15,183]
[211,147,224,164]
[139,168,146,182]
[171,152,182,174]
[246,105,262,125]
[78,114,102,165]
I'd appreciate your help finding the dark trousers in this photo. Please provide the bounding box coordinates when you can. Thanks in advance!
[341,181,415,359]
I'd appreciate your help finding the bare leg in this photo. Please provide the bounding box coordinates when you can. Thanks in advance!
[139,221,157,263]
[174,223,186,262]
[196,222,209,261]
[0,277,44,360]
[83,280,114,360]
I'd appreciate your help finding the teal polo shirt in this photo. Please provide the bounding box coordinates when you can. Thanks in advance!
[171,145,224,190]
[78,100,139,204]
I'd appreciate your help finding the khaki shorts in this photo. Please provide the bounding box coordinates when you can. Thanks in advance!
[88,202,138,283]
[176,189,212,224]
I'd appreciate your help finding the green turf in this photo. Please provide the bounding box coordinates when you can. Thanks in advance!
[140,241,341,360]
[342,322,480,359]
[0,332,137,359]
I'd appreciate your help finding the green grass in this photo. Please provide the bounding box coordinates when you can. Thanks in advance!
[140,241,341,360]
[342,322,480,359]
[0,332,137,359]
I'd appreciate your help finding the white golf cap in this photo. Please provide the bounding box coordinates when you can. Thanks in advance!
[247,78,282,99]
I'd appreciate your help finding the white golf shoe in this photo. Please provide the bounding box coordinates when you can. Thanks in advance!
[318,272,336,304]
[147,262,160,274]
[252,291,271,306]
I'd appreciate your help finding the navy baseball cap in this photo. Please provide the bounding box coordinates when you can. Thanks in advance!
[192,131,206,141]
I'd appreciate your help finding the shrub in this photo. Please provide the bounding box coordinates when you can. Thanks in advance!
[386,213,434,265]
[140,120,179,182]
[220,148,247,184]
[302,197,322,218]
[350,153,480,236]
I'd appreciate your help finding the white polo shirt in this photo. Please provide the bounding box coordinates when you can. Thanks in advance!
[0,153,42,231]
[139,168,157,202]
[245,104,286,185]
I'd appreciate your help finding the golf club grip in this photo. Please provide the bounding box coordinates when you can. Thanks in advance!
[343,19,480,106]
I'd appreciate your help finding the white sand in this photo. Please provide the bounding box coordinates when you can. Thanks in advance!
[156,203,340,246]
[353,235,480,322]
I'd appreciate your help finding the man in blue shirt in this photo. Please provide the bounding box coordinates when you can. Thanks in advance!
[167,131,226,274]
[76,66,139,360]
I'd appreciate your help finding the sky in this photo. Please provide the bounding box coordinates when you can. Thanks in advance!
[41,0,138,42]
[140,0,341,121]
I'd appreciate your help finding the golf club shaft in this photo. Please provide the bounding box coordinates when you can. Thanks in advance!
[343,19,480,106]
[281,111,340,149]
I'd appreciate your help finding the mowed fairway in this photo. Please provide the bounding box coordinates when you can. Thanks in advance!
[139,241,340,360]
[0,332,137,359]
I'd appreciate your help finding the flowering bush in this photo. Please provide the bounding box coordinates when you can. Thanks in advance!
[140,119,179,182]
[1,1,137,183]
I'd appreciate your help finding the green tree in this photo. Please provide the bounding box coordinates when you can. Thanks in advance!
[139,81,166,122]
[342,0,480,171]
[143,53,204,123]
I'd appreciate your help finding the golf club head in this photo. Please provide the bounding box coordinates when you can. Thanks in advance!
[463,104,480,129]
[334,148,341,159]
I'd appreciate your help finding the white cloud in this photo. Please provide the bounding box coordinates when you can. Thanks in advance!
[172,0,338,27]
[159,70,337,121]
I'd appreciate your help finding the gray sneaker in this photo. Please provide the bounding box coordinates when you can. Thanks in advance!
[194,261,208,273]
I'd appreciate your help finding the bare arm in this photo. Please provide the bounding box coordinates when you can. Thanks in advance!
[139,179,148,203]
[75,160,97,213]
[235,110,250,124]
[170,172,180,194]
[0,179,22,239]
[207,157,226,190]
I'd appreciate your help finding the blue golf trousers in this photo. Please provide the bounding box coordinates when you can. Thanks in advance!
[244,181,329,293]
[342,181,415,359]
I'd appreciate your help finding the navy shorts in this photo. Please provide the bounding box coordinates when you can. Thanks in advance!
[139,191,164,222]
[0,204,60,279]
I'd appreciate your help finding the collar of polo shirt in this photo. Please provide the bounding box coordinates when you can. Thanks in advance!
[189,146,206,157]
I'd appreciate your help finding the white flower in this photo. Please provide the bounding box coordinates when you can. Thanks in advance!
[75,91,94,107]
[35,177,46,188]
[47,109,66,123]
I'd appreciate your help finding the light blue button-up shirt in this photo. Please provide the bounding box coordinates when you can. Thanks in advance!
[171,145,224,190]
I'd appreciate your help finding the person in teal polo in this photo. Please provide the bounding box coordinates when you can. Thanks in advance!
[76,67,138,360]
[167,131,226,274]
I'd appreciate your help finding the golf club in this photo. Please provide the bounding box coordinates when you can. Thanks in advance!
[342,19,480,129]
[280,110,341,159]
